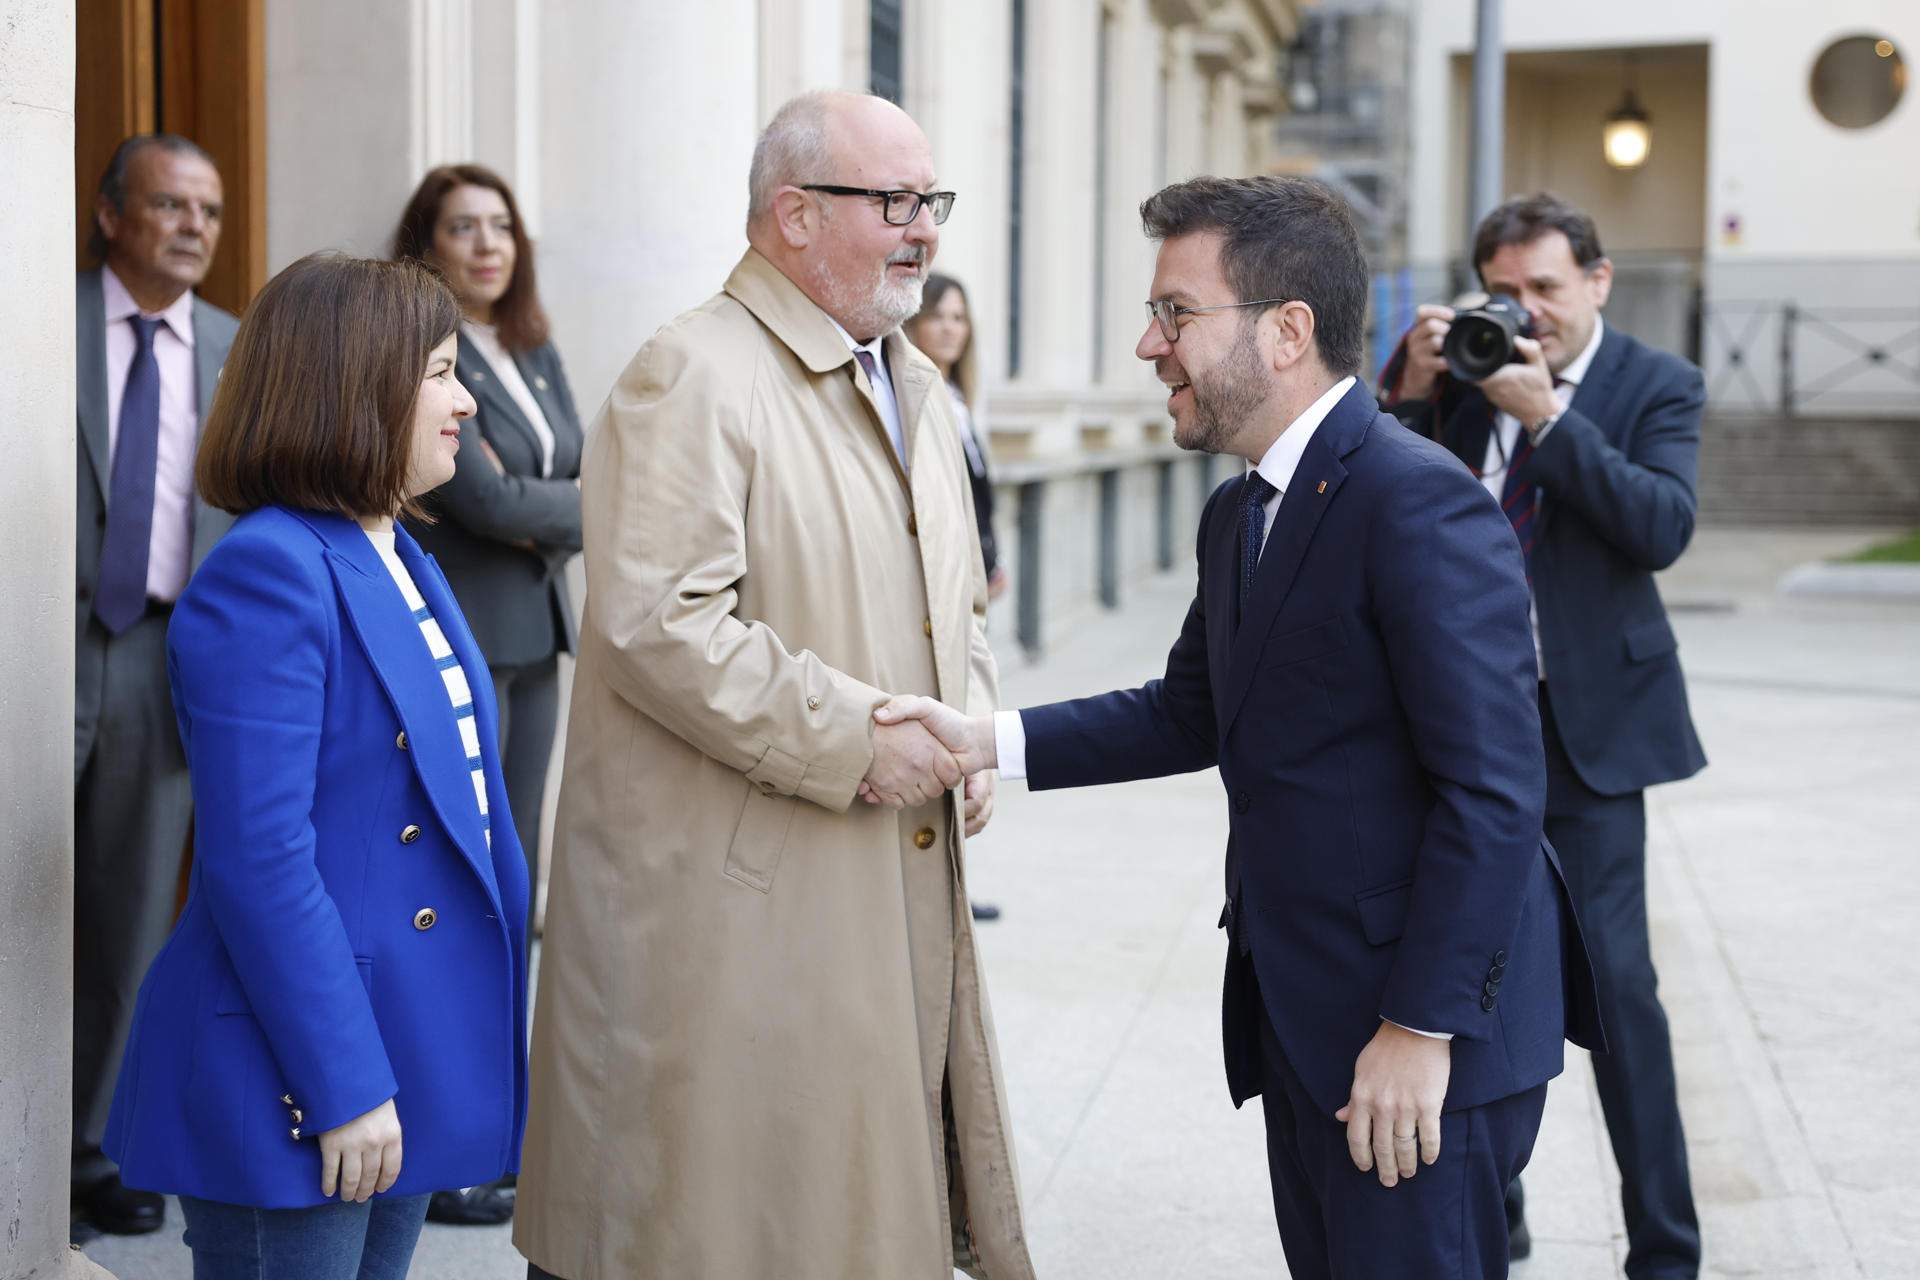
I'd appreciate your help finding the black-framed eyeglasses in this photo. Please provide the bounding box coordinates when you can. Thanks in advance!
[1145,297,1292,344]
[801,185,958,226]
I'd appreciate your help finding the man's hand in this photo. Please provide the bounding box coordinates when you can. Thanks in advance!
[1477,335,1561,428]
[1388,304,1455,404]
[862,718,963,809]
[871,696,996,774]
[317,1098,402,1203]
[987,566,1010,602]
[961,770,996,837]
[1334,1022,1451,1188]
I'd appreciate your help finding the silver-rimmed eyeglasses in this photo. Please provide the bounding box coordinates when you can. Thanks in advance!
[1146,296,1293,344]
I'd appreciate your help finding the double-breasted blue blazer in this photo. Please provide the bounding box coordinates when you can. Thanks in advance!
[1022,381,1605,1120]
[104,505,530,1207]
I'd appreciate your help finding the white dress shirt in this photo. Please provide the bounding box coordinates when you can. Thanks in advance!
[463,320,557,477]
[102,265,199,603]
[828,317,906,464]
[1483,317,1604,678]
[947,383,989,478]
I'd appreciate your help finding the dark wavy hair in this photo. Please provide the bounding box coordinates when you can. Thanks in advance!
[391,164,550,352]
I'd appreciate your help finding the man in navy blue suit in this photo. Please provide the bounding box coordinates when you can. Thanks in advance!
[868,176,1602,1279]
[1381,193,1708,1279]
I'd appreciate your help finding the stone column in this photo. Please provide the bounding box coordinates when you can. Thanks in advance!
[0,2,115,1277]
[1015,0,1100,394]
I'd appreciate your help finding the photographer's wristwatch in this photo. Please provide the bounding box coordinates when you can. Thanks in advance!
[1524,410,1562,444]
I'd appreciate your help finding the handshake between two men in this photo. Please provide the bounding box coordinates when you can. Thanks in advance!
[856,696,995,836]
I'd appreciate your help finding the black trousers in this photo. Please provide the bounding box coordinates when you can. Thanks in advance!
[1253,968,1547,1279]
[73,608,193,1186]
[491,653,560,960]
[1516,684,1700,1279]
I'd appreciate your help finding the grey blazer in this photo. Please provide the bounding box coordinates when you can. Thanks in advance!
[74,269,239,775]
[406,334,584,668]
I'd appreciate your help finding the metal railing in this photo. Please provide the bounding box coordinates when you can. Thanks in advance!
[1703,299,1920,417]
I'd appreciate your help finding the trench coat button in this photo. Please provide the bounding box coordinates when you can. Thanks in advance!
[758,780,777,794]
[1481,993,1497,1011]
[807,696,822,711]
[907,513,918,537]
[399,824,422,844]
[913,827,937,850]
[396,730,408,751]
[534,376,549,391]
[922,618,933,637]
[413,907,437,931]
[1233,790,1251,814]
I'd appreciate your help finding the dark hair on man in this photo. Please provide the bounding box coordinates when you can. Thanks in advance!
[391,163,550,352]
[1472,192,1607,276]
[1139,175,1369,377]
[89,133,219,261]
[197,254,461,521]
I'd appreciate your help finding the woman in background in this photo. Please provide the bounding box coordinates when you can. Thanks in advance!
[907,273,1006,923]
[103,253,529,1279]
[392,164,582,1226]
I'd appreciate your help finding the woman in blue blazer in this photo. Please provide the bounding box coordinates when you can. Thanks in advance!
[103,253,530,1280]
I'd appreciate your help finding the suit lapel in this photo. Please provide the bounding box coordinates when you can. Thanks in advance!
[190,297,231,565]
[1214,384,1372,741]
[76,272,109,497]
[458,333,547,470]
[313,514,502,910]
[1441,394,1493,474]
[886,331,935,476]
[1203,488,1242,733]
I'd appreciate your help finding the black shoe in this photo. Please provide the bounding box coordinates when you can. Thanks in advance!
[72,1175,165,1236]
[969,900,1001,922]
[69,1214,103,1247]
[427,1180,515,1225]
[1509,1216,1532,1261]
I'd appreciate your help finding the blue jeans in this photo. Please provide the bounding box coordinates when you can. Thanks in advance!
[178,1193,430,1280]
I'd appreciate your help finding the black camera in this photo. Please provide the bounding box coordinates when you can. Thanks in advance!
[1443,293,1533,382]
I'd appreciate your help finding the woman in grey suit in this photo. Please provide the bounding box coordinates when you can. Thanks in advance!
[392,164,581,1227]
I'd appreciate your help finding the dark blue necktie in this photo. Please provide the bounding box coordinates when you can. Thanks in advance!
[96,315,164,634]
[1238,471,1278,616]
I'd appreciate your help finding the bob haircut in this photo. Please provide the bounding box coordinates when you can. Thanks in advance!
[196,253,461,521]
[391,163,550,352]
[907,273,980,410]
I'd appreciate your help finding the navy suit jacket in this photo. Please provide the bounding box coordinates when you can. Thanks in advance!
[1023,381,1603,1118]
[1389,324,1708,796]
[104,507,530,1206]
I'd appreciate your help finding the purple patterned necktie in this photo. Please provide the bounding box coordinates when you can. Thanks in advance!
[1239,472,1278,616]
[96,315,164,634]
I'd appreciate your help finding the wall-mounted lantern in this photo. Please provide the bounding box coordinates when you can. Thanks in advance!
[1603,89,1652,170]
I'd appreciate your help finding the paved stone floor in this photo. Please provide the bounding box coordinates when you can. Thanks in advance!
[83,527,1918,1278]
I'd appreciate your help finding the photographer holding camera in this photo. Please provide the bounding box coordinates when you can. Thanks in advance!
[1382,193,1707,1280]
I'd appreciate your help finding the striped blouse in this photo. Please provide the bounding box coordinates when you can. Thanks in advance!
[364,528,490,848]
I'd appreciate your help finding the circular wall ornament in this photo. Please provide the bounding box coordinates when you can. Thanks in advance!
[1809,35,1906,129]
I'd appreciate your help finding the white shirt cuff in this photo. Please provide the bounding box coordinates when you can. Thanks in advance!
[1386,1019,1453,1042]
[993,710,1028,782]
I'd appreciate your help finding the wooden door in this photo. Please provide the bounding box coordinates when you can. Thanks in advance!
[75,0,266,316]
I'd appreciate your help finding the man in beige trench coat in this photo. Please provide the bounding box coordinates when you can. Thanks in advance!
[513,91,1036,1280]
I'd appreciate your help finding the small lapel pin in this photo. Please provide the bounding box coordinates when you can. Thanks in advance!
[471,369,486,381]
[1316,480,1327,494]
[535,376,549,390]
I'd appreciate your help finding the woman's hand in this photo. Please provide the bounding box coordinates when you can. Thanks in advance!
[317,1098,403,1202]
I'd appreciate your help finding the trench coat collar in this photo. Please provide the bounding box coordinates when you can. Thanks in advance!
[723,248,942,485]
[723,248,860,376]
